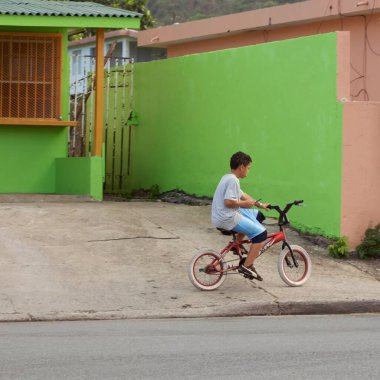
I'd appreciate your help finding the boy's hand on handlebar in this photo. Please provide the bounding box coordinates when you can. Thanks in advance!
[260,202,271,210]
[254,200,270,210]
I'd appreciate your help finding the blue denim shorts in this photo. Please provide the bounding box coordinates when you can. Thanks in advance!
[233,208,266,241]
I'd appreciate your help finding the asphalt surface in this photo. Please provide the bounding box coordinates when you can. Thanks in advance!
[0,195,379,321]
[1,315,379,379]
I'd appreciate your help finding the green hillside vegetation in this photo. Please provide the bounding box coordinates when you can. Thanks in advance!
[147,0,305,26]
[71,1,305,28]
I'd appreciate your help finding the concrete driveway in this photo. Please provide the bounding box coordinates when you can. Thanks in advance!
[0,196,379,321]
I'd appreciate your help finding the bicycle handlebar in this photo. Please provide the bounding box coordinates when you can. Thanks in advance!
[267,200,304,226]
[267,200,303,210]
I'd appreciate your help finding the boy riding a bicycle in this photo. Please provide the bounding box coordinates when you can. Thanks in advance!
[211,151,270,280]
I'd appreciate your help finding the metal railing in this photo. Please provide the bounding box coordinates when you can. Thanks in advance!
[68,54,134,193]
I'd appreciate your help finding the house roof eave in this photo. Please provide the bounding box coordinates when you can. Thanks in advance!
[0,0,142,18]
[137,0,379,48]
[0,14,141,29]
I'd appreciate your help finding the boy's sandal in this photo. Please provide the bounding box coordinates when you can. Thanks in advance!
[247,265,263,281]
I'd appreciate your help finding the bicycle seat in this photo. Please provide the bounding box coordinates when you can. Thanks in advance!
[217,228,237,236]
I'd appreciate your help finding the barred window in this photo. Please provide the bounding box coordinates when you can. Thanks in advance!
[0,33,62,120]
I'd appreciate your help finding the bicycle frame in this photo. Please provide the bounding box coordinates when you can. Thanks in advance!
[209,229,287,275]
[190,200,308,289]
[208,201,304,274]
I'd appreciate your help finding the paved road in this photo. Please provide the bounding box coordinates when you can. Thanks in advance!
[1,315,379,379]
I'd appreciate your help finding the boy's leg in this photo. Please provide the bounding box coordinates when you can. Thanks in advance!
[244,241,265,267]
[236,209,267,254]
[239,241,265,280]
[234,210,267,279]
[236,209,264,254]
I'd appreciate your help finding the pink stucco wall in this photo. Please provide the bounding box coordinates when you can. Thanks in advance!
[341,101,380,248]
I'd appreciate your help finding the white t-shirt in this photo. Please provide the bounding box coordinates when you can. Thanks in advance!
[211,173,243,230]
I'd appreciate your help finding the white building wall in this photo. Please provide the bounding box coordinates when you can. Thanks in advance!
[69,37,134,95]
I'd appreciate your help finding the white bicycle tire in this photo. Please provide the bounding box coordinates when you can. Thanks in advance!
[188,250,227,291]
[277,244,312,287]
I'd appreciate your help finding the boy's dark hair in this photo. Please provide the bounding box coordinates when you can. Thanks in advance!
[230,151,252,169]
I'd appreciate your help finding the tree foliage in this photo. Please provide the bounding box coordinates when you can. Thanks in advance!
[73,0,154,29]
[147,0,305,26]
[73,0,305,28]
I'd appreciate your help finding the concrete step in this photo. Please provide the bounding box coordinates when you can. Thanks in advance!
[0,193,95,203]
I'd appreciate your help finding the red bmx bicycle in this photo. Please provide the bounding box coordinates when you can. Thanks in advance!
[188,200,312,290]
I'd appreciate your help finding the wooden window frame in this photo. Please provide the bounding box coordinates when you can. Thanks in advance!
[0,32,76,127]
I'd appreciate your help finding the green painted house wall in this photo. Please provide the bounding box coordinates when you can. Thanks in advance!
[130,33,343,237]
[0,27,102,200]
[56,156,104,201]
[0,2,140,201]
[0,126,67,193]
[0,27,70,193]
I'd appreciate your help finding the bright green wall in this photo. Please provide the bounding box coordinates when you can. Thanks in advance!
[0,126,67,193]
[56,156,104,200]
[130,33,343,237]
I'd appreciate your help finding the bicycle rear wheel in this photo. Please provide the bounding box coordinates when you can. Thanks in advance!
[277,245,311,287]
[188,251,227,291]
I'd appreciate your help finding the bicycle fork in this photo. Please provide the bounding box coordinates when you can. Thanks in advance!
[282,241,299,268]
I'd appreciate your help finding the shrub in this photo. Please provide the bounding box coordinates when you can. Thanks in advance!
[328,236,349,259]
[356,224,380,259]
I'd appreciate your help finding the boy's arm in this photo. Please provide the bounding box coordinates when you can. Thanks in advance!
[241,192,270,210]
[224,198,254,208]
[224,192,256,209]
[224,195,269,209]
[241,192,254,202]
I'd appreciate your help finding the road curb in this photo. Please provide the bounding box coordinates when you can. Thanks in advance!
[277,300,380,316]
[1,300,379,322]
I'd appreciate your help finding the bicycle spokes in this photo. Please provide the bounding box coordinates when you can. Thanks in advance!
[188,252,227,290]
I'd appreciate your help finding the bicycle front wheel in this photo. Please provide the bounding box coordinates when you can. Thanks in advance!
[277,245,312,287]
[188,251,227,291]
